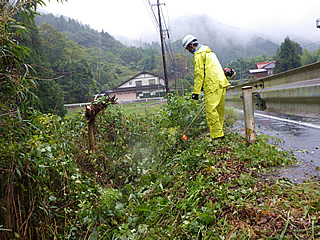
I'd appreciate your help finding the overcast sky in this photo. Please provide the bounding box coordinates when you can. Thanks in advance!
[42,0,320,45]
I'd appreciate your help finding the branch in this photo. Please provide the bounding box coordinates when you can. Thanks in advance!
[85,95,117,123]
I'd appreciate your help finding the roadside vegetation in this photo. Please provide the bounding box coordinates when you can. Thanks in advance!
[65,101,164,118]
[2,1,320,239]
[2,94,320,239]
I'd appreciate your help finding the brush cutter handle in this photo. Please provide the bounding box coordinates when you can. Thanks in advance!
[182,104,206,136]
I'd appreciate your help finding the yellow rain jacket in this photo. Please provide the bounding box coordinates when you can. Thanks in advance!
[193,45,230,138]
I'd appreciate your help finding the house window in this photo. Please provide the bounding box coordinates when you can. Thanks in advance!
[149,79,155,85]
[135,80,142,86]
[129,81,132,85]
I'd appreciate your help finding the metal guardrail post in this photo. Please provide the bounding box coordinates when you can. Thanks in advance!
[242,86,256,144]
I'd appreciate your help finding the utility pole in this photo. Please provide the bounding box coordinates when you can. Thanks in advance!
[156,0,169,94]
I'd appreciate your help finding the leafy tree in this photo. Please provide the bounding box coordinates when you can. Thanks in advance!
[1,1,33,112]
[18,20,67,116]
[119,46,144,66]
[275,37,302,73]
[65,38,88,60]
[0,1,68,239]
[138,48,159,72]
[301,48,315,66]
[301,47,320,66]
[57,58,96,103]
[38,23,69,69]
[33,80,67,115]
[38,23,97,103]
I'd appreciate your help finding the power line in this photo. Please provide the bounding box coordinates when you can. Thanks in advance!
[301,40,320,48]
[182,11,320,49]
[175,11,284,43]
[160,7,169,37]
[160,2,179,90]
[155,0,169,93]
[145,0,179,91]
[144,0,159,33]
[164,2,173,41]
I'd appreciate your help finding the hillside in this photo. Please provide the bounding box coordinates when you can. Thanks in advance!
[3,4,320,239]
[31,13,285,110]
[36,14,125,53]
[170,15,279,66]
[35,14,163,95]
[36,13,279,68]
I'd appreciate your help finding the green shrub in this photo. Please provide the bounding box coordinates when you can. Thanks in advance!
[3,94,315,240]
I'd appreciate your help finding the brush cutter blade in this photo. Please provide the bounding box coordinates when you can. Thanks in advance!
[182,134,188,141]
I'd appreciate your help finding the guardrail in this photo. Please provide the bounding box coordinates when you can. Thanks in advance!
[116,97,165,104]
[226,62,320,118]
[64,102,91,108]
[64,97,165,109]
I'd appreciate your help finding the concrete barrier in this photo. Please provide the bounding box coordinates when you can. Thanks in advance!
[226,62,320,118]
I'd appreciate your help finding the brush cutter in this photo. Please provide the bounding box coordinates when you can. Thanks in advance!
[182,104,206,141]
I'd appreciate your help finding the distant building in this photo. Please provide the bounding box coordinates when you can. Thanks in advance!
[249,61,276,79]
[105,71,166,102]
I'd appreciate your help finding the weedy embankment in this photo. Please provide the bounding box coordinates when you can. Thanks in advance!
[1,94,319,239]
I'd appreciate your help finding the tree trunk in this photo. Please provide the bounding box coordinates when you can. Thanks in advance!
[85,95,117,153]
[88,118,95,153]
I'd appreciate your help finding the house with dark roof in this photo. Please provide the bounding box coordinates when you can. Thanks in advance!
[105,71,166,102]
[249,61,276,79]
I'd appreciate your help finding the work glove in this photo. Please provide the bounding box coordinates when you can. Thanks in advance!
[191,94,199,100]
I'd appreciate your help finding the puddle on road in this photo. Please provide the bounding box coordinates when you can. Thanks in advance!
[233,111,320,183]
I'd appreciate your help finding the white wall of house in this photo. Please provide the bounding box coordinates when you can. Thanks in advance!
[113,92,136,101]
[118,73,165,88]
[107,72,166,102]
[113,90,162,101]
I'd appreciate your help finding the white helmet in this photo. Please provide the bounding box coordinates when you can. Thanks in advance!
[182,34,197,49]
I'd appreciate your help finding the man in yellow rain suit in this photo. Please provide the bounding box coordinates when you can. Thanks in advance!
[182,35,230,140]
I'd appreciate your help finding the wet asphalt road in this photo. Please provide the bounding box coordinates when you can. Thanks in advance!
[233,110,320,183]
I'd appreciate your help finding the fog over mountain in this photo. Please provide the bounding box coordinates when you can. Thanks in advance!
[37,10,320,67]
[117,15,279,66]
[172,14,320,50]
[118,14,320,54]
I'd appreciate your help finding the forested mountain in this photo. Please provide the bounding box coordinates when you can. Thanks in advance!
[170,15,279,67]
[34,14,165,110]
[32,13,280,110]
[36,13,279,69]
[32,12,319,115]
[35,14,163,89]
[3,3,320,239]
[36,14,125,53]
[18,23,67,116]
[31,12,319,114]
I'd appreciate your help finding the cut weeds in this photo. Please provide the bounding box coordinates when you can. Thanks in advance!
[73,95,320,240]
[136,134,320,239]
[70,95,320,240]
[2,94,320,239]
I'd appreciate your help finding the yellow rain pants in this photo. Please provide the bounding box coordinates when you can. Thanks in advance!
[193,45,230,139]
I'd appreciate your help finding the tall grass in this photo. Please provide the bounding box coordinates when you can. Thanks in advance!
[1,95,319,239]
